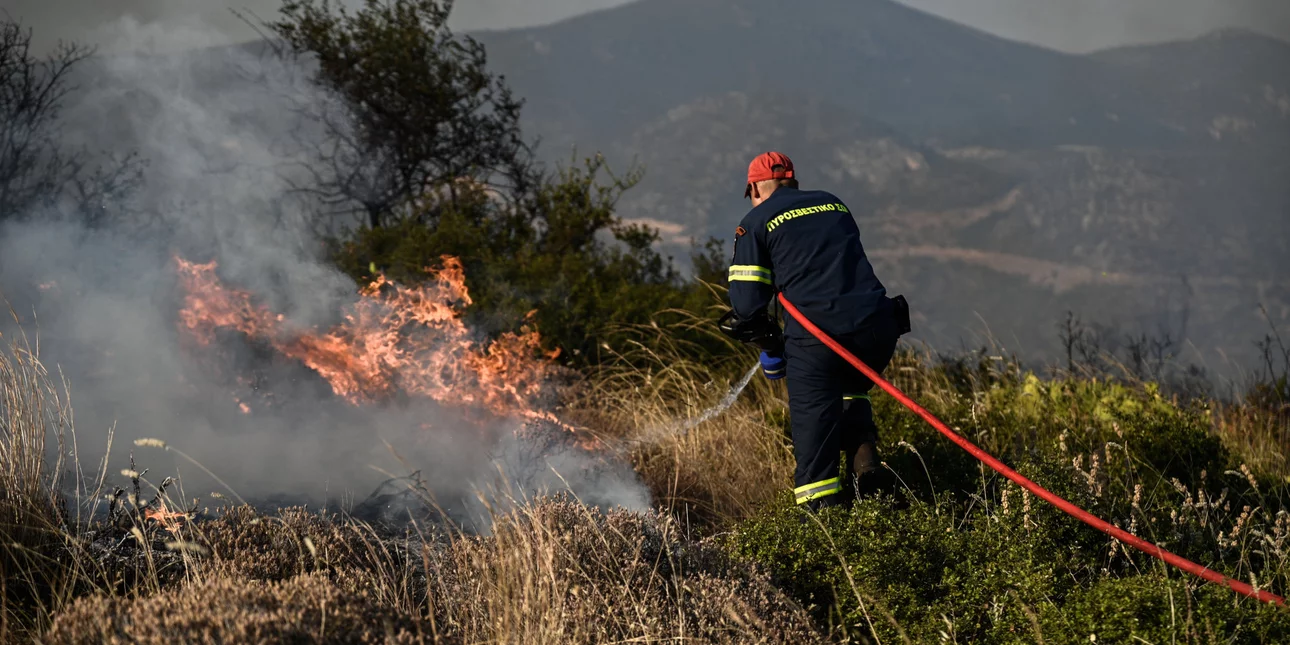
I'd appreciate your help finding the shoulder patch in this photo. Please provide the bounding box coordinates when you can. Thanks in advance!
[735,226,746,237]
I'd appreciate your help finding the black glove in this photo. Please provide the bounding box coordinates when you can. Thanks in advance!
[718,309,784,355]
[890,294,912,336]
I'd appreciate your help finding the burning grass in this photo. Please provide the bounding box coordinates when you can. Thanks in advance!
[2,323,816,642]
[6,293,1290,642]
[175,254,567,431]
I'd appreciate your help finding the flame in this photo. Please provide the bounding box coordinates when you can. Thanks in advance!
[174,255,566,428]
[144,499,187,533]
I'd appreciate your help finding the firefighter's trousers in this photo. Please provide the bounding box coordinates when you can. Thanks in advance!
[784,308,899,510]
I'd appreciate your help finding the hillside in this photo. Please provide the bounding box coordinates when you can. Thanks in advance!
[603,91,1015,242]
[50,0,1290,373]
[474,0,1290,150]
[469,0,1289,370]
[1093,29,1290,147]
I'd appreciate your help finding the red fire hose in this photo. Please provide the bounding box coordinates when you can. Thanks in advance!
[777,293,1285,605]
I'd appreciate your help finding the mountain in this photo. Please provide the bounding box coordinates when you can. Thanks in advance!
[468,0,1288,370]
[47,0,1290,374]
[473,0,1267,151]
[469,0,1288,260]
[1093,29,1290,147]
[601,91,1015,243]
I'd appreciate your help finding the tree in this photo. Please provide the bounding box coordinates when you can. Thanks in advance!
[331,155,728,363]
[0,18,143,225]
[0,19,89,219]
[269,0,535,230]
[270,1,730,364]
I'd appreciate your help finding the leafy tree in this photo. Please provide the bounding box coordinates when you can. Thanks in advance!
[270,0,729,364]
[269,0,534,229]
[332,155,726,364]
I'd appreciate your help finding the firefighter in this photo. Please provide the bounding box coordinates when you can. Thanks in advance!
[720,151,909,512]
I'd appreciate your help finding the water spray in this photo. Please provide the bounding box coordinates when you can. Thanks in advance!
[629,362,761,445]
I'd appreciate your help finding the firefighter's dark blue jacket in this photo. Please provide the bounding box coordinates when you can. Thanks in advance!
[728,187,886,339]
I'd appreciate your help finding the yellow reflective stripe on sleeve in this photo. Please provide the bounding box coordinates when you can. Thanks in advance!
[794,477,841,504]
[842,393,872,402]
[728,265,773,285]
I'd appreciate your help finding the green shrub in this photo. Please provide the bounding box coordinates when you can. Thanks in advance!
[331,156,727,367]
[733,493,1081,642]
[1039,577,1290,644]
[732,358,1289,643]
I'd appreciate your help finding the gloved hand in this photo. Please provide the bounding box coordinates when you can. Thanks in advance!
[719,310,783,352]
[760,350,786,380]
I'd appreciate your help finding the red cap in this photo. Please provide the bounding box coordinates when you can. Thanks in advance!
[744,151,795,198]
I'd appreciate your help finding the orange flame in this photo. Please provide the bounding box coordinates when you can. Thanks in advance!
[174,256,565,427]
[144,499,187,533]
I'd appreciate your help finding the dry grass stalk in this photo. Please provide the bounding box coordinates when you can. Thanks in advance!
[0,337,80,636]
[569,310,796,527]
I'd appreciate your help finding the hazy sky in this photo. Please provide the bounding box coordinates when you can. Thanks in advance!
[5,0,1289,54]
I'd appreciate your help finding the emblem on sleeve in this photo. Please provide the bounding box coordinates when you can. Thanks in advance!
[735,226,746,237]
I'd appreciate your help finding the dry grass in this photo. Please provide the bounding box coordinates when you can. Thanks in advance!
[0,333,115,638]
[8,308,1290,643]
[40,498,818,644]
[425,498,818,643]
[1213,403,1290,482]
[570,309,796,528]
[2,323,818,644]
[43,572,425,644]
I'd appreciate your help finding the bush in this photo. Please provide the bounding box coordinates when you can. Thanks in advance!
[731,353,1290,643]
[735,488,1289,642]
[332,156,727,366]
[269,0,731,368]
[196,506,369,581]
[1039,577,1290,644]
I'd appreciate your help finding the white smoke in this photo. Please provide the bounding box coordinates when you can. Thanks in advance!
[0,16,649,524]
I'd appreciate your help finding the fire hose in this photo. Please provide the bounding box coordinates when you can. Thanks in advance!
[777,292,1285,605]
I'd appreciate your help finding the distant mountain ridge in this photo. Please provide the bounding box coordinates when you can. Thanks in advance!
[55,0,1290,372]
[463,0,1288,258]
[466,0,1288,370]
[473,0,1287,152]
[1093,28,1290,145]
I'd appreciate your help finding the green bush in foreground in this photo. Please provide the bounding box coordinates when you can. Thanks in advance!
[733,354,1290,643]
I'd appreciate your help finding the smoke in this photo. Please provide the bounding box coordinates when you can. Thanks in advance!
[0,18,649,524]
